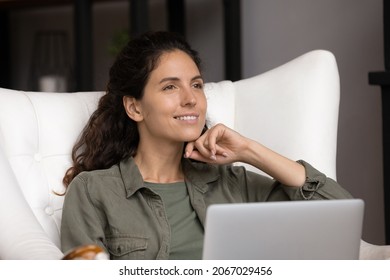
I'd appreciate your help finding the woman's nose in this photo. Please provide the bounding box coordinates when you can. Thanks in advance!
[182,88,197,106]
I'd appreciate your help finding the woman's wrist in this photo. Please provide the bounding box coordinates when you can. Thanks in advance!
[239,139,306,188]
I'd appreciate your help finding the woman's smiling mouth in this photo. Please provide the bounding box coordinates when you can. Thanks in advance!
[174,115,199,121]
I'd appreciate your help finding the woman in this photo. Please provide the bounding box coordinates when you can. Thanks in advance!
[61,31,353,260]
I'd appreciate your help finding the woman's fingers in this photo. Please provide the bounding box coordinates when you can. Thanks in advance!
[184,124,231,163]
[184,141,195,158]
[184,139,214,160]
[195,136,215,159]
[204,126,226,158]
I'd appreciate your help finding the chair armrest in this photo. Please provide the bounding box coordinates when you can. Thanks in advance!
[0,145,63,259]
[360,240,390,260]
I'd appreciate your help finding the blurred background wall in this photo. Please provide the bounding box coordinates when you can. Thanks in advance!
[5,0,386,244]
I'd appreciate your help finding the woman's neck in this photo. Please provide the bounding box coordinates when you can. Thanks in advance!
[134,142,185,183]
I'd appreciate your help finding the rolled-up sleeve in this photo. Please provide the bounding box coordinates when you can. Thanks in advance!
[271,160,353,201]
[242,160,353,202]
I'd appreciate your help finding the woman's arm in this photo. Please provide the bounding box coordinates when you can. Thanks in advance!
[185,123,305,188]
[61,176,106,254]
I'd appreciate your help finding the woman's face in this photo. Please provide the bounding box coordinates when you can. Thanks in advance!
[130,50,207,145]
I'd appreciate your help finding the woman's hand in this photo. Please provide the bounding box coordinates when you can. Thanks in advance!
[184,123,306,188]
[184,123,249,164]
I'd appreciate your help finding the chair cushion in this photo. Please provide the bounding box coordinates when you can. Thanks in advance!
[0,89,103,252]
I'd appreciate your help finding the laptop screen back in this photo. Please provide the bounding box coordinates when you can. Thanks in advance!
[202,199,364,260]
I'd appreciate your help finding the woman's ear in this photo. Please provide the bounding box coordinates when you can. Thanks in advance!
[123,96,143,122]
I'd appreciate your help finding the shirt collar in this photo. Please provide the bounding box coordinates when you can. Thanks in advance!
[182,158,220,192]
[119,157,220,198]
[119,157,145,198]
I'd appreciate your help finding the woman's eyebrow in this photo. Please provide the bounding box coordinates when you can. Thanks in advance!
[192,75,203,81]
[159,77,180,84]
[159,75,203,84]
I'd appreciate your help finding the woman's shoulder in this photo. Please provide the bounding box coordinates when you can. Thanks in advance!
[68,163,123,193]
[77,164,121,180]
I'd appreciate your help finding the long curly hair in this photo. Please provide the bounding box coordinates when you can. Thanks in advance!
[62,31,202,189]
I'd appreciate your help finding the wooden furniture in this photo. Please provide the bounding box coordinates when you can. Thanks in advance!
[62,244,108,260]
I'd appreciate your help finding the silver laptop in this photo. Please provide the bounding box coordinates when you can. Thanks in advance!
[202,199,364,260]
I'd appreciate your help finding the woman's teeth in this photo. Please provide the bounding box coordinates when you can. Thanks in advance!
[175,116,197,120]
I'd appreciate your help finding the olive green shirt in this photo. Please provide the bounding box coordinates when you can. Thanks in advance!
[60,157,353,260]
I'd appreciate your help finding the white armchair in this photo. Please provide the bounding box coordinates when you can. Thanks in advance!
[0,50,387,259]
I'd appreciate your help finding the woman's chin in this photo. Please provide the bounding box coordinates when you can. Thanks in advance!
[183,133,203,143]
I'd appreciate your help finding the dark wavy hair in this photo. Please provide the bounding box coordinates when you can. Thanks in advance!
[62,31,202,189]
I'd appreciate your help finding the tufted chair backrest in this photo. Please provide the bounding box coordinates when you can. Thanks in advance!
[0,50,339,259]
[0,91,103,259]
[206,50,339,178]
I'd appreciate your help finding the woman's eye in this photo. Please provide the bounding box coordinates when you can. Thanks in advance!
[163,84,176,91]
[193,82,204,89]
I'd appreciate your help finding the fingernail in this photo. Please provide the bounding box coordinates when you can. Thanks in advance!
[210,155,217,161]
[222,152,228,157]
